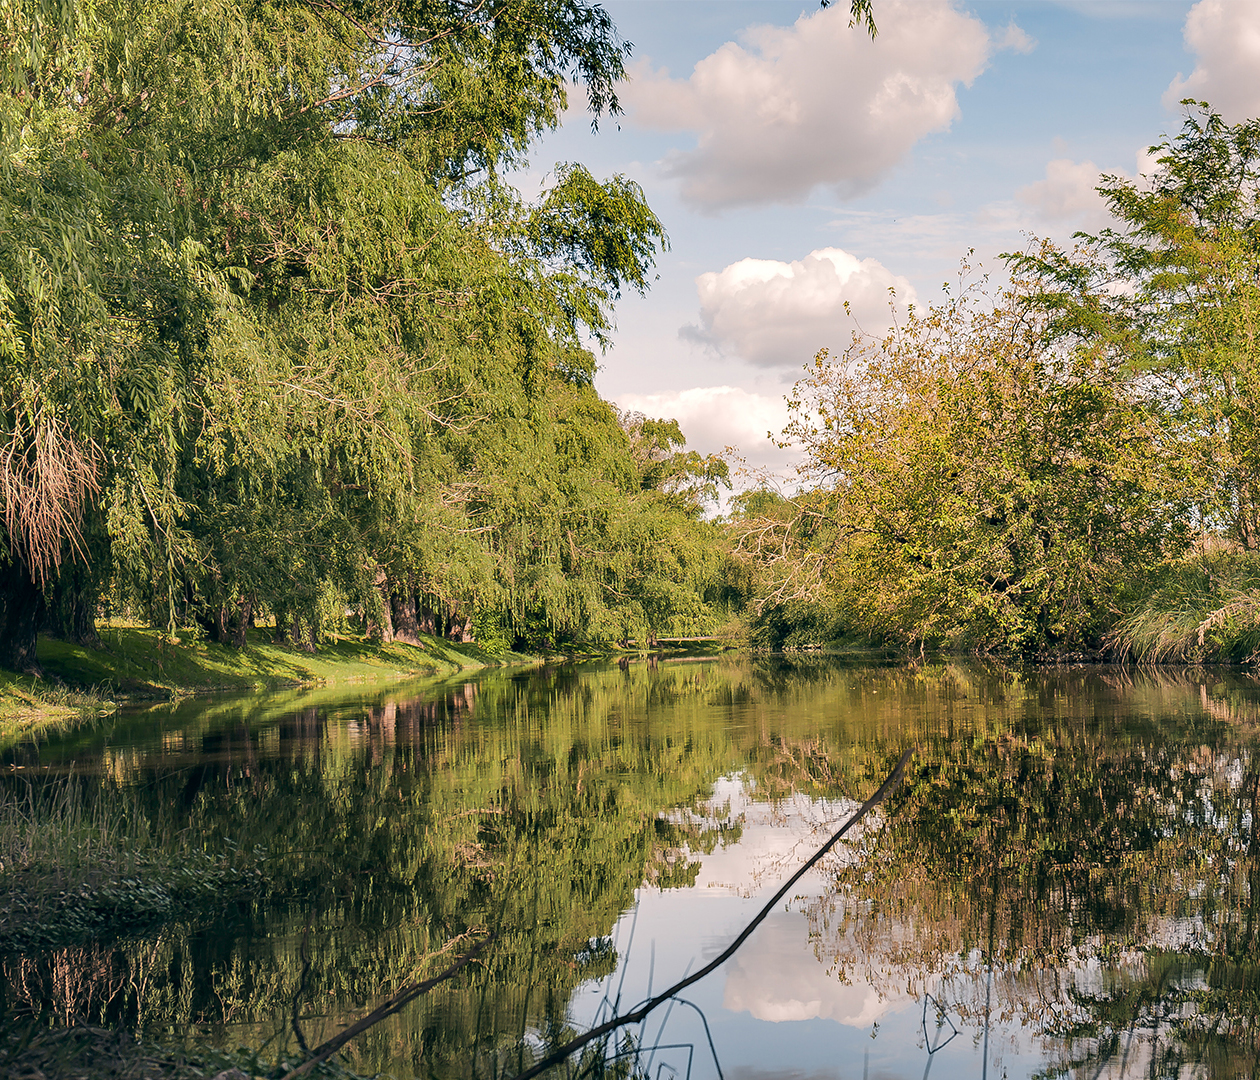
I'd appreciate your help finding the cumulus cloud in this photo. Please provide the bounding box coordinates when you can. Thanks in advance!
[1165,1,1260,121]
[1016,148,1160,232]
[626,0,1018,210]
[614,386,792,464]
[682,247,915,370]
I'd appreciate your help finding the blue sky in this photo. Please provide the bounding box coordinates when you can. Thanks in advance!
[519,0,1258,483]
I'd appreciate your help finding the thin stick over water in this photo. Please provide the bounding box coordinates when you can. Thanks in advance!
[511,745,916,1080]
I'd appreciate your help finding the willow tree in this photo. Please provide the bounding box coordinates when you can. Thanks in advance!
[2,0,729,668]
[0,0,220,669]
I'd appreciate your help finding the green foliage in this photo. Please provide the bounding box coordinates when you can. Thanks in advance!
[1009,104,1260,551]
[0,0,739,669]
[0,774,263,953]
[751,277,1181,654]
[0,1018,376,1080]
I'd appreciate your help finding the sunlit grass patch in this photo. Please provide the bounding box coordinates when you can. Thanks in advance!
[35,624,517,697]
[0,672,110,746]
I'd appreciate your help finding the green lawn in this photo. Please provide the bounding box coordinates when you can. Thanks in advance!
[0,627,532,744]
[38,625,527,694]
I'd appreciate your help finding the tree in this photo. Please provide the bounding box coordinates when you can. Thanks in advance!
[1009,104,1260,548]
[1,0,745,670]
[763,274,1181,654]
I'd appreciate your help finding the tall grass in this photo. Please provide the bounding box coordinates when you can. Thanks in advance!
[1108,549,1260,663]
[0,776,147,877]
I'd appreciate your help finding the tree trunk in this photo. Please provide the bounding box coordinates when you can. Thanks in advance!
[390,587,422,645]
[45,562,100,646]
[447,603,473,644]
[0,558,44,674]
[201,602,231,644]
[200,594,255,648]
[232,596,253,648]
[366,572,394,644]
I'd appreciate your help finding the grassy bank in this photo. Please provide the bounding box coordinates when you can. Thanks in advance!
[39,624,525,693]
[1108,548,1260,664]
[0,626,532,744]
[0,673,107,741]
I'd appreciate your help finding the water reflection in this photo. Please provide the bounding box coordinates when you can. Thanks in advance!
[1,660,1259,1077]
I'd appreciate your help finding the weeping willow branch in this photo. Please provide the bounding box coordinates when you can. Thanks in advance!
[0,408,100,585]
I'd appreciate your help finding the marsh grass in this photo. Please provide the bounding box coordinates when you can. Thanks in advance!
[1109,549,1260,663]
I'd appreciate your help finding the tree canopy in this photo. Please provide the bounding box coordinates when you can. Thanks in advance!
[0,0,745,670]
[734,105,1260,658]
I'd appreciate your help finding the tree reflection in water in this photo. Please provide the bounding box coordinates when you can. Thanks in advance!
[1,660,1260,1078]
[808,667,1260,1078]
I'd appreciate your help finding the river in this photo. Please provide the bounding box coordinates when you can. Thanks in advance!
[3,656,1260,1078]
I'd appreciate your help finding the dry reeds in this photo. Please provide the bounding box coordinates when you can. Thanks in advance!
[0,406,100,585]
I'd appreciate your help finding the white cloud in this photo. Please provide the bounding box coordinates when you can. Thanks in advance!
[723,912,910,1025]
[626,0,1013,210]
[682,247,915,370]
[1016,147,1159,232]
[996,21,1037,54]
[1016,157,1109,227]
[1057,1,1187,18]
[614,386,793,465]
[1165,1,1260,121]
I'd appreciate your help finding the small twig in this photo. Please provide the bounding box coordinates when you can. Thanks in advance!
[278,933,495,1080]
[510,747,915,1080]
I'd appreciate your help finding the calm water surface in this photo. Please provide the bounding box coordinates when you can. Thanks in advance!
[4,657,1260,1079]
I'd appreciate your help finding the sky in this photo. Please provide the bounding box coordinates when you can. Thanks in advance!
[518,0,1260,489]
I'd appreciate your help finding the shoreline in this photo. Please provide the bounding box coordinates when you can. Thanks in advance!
[0,626,537,746]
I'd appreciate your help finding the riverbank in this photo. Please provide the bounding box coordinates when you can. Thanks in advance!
[1,626,532,744]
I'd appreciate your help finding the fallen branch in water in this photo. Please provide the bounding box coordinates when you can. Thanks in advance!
[278,932,495,1080]
[510,745,915,1080]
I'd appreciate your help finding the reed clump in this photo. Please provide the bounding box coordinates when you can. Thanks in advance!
[1108,549,1260,664]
